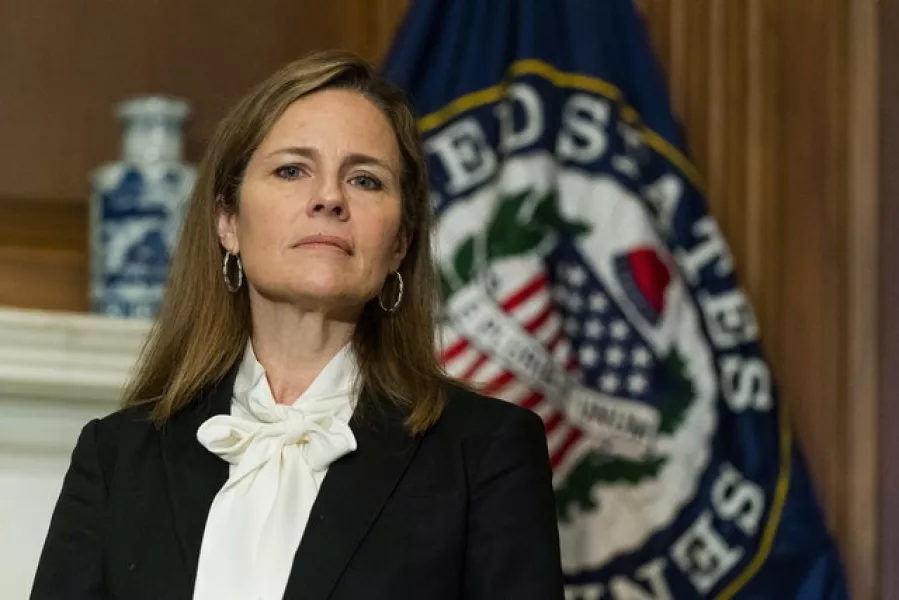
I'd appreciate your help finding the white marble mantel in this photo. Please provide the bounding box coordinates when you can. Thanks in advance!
[0,307,151,597]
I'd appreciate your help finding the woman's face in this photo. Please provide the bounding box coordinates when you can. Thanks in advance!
[218,89,408,317]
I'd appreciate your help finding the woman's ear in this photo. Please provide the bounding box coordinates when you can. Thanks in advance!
[216,195,239,254]
[389,227,409,273]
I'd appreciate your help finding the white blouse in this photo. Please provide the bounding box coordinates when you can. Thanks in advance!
[192,341,358,600]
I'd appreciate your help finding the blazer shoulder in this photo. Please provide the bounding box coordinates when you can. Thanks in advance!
[85,402,158,462]
[94,402,157,436]
[436,382,545,439]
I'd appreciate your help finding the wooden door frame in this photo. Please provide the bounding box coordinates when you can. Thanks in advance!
[878,0,899,597]
[847,0,899,597]
[846,0,880,597]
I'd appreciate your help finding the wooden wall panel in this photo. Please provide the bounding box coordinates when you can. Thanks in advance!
[0,199,88,312]
[638,1,879,597]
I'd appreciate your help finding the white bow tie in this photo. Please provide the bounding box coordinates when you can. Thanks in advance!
[192,344,358,600]
[200,391,356,485]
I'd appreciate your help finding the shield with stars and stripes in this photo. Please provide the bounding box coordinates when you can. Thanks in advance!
[434,155,718,572]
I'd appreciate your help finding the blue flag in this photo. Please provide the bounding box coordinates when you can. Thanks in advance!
[384,0,849,597]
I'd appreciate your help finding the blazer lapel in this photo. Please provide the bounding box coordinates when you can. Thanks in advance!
[283,400,422,599]
[160,368,236,584]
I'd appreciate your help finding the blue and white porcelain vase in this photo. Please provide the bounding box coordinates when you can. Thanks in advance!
[89,96,196,319]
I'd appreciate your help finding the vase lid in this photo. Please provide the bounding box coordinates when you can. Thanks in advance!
[116,96,190,123]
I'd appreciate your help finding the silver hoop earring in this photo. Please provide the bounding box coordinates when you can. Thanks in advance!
[222,252,243,293]
[378,271,403,313]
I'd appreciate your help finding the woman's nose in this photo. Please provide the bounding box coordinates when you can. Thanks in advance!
[308,181,349,220]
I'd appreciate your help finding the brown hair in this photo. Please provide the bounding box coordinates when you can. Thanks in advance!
[122,49,455,433]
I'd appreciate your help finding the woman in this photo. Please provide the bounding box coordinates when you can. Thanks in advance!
[31,50,563,599]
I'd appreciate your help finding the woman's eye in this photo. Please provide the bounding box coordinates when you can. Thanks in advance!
[275,165,303,179]
[351,175,383,191]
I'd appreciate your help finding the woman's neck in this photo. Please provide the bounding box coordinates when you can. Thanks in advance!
[249,298,356,405]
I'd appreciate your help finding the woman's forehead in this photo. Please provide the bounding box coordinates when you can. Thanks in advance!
[258,89,399,165]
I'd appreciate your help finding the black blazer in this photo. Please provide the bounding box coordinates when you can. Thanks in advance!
[31,369,564,600]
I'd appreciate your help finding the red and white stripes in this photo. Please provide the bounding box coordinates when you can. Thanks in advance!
[439,272,590,472]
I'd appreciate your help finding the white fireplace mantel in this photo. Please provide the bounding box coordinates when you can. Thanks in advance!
[0,307,151,597]
[0,306,151,454]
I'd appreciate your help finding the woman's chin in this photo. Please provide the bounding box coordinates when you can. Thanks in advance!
[248,268,374,310]
[258,283,361,310]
